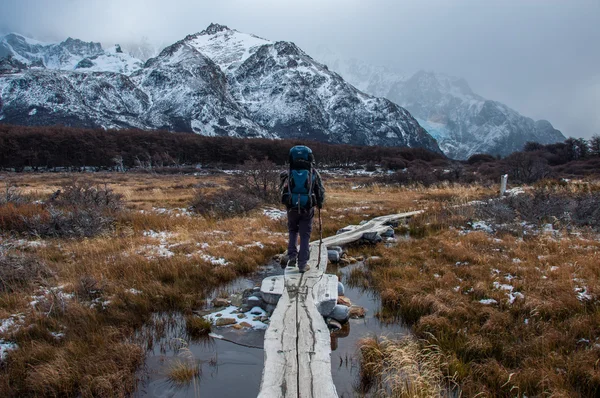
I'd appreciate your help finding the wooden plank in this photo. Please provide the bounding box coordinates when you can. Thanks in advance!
[259,212,421,397]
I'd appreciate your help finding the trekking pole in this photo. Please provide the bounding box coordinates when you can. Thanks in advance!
[317,207,323,268]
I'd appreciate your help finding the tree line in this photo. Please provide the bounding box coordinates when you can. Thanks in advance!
[0,124,444,171]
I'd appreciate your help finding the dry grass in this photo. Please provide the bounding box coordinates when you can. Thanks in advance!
[185,315,212,339]
[358,336,455,397]
[0,171,506,397]
[358,193,600,396]
[167,346,200,386]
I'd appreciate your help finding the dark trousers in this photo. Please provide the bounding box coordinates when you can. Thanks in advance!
[287,208,314,268]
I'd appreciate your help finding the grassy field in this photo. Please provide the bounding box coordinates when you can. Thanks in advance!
[2,171,596,397]
[352,181,600,397]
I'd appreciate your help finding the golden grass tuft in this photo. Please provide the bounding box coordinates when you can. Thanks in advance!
[185,315,212,338]
[358,336,455,397]
[167,347,200,386]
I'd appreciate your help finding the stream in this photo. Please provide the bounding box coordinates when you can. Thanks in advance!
[135,260,408,398]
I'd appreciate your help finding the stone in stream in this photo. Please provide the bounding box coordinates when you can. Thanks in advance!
[380,227,395,238]
[246,295,263,308]
[361,232,383,244]
[337,282,345,296]
[264,303,277,315]
[212,298,229,307]
[215,318,236,326]
[349,306,367,318]
[328,250,340,263]
[328,304,350,323]
[237,314,246,319]
[239,322,253,328]
[337,296,352,307]
[230,293,243,307]
[326,318,342,331]
[328,246,343,254]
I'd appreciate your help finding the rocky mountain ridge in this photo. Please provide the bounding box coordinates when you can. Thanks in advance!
[313,52,565,159]
[0,25,442,153]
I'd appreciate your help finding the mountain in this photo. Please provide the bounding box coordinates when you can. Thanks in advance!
[313,52,565,159]
[0,26,442,153]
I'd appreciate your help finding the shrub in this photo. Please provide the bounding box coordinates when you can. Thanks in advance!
[190,189,261,218]
[0,250,54,292]
[232,157,280,204]
[0,179,123,238]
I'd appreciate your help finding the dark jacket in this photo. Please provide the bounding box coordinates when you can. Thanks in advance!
[280,168,325,210]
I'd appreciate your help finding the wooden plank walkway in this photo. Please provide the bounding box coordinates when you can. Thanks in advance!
[258,211,423,398]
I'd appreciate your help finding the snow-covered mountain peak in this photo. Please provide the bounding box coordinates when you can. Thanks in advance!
[200,23,232,36]
[185,25,272,72]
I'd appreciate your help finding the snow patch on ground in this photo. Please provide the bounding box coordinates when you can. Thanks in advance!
[201,255,229,266]
[203,305,268,330]
[263,207,286,220]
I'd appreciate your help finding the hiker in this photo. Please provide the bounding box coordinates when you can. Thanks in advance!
[280,145,325,273]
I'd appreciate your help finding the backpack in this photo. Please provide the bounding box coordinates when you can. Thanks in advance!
[285,146,316,211]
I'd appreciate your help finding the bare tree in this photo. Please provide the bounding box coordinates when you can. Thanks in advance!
[233,157,280,204]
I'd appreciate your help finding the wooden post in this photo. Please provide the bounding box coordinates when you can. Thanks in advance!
[500,174,508,197]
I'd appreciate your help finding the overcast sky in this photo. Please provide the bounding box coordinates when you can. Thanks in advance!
[2,0,598,139]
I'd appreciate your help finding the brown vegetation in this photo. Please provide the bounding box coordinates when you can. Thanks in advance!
[352,182,600,397]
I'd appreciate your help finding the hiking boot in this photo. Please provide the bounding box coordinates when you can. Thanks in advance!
[299,264,311,274]
[285,257,297,269]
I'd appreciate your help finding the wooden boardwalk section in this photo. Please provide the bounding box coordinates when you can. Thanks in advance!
[258,211,423,398]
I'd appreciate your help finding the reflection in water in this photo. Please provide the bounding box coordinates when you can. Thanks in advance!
[330,262,410,398]
[134,260,409,398]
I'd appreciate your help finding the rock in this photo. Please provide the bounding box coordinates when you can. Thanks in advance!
[348,257,358,264]
[328,250,340,263]
[230,293,243,307]
[212,298,229,307]
[356,256,365,261]
[253,287,260,292]
[265,303,277,315]
[380,227,395,238]
[250,307,263,315]
[246,296,263,308]
[328,304,350,323]
[328,246,343,254]
[337,296,352,307]
[361,232,382,244]
[260,316,269,322]
[384,220,400,228]
[237,314,247,319]
[326,318,342,331]
[215,313,222,318]
[339,258,351,266]
[215,318,236,326]
[349,306,367,318]
[239,322,253,328]
[253,316,261,321]
[337,282,345,296]
[232,324,243,330]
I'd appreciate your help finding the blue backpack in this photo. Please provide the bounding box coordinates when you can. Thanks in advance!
[286,146,315,211]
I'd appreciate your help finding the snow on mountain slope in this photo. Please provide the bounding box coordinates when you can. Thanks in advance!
[74,45,143,74]
[0,24,441,152]
[131,38,270,137]
[0,69,150,129]
[183,24,440,150]
[0,33,142,74]
[314,52,565,159]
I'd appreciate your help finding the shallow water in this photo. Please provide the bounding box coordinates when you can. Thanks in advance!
[135,260,408,398]
[330,262,409,397]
